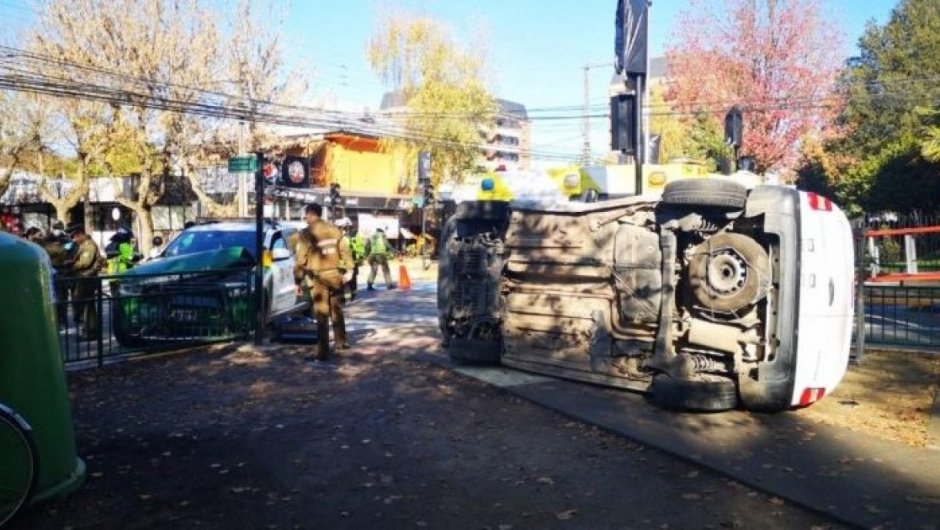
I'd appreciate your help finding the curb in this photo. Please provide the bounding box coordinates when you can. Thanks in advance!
[929,384,940,451]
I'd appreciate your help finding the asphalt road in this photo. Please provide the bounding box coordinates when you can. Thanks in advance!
[864,303,940,347]
[14,281,845,530]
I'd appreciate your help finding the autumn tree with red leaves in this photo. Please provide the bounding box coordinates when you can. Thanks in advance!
[665,0,843,173]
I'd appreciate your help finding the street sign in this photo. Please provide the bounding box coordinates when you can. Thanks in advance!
[228,156,258,173]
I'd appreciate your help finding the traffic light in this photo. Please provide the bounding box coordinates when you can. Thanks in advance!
[418,151,431,186]
[423,184,435,208]
[610,93,637,153]
[329,183,342,207]
[725,105,744,148]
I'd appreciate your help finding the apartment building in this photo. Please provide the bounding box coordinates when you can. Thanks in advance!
[379,91,532,172]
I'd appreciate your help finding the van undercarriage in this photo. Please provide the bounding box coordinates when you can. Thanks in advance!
[438,180,804,412]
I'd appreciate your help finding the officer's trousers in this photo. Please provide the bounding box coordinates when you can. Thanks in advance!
[367,255,391,287]
[346,262,359,300]
[311,270,347,359]
[73,275,99,339]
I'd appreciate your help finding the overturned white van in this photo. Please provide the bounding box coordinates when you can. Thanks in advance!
[437,179,855,412]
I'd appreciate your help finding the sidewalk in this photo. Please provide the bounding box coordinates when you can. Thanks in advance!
[441,364,940,529]
[363,283,940,528]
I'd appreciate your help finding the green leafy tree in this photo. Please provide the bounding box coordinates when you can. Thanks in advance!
[838,0,940,158]
[648,85,692,164]
[368,12,497,185]
[825,0,940,212]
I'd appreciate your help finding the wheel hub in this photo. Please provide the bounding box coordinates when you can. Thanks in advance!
[688,232,770,312]
[706,250,748,295]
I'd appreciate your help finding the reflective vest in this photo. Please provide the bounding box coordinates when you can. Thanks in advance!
[350,233,366,261]
[107,242,135,274]
[370,233,388,255]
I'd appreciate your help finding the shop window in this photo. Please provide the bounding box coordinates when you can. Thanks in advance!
[152,205,196,231]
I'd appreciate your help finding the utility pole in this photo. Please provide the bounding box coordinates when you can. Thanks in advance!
[253,151,265,346]
[237,120,247,217]
[582,62,614,166]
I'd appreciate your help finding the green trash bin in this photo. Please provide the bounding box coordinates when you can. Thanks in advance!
[0,232,85,505]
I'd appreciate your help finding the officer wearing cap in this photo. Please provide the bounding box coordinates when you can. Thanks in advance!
[294,204,352,360]
[68,224,103,340]
[42,221,74,326]
[334,217,360,301]
[105,227,137,274]
[23,226,44,243]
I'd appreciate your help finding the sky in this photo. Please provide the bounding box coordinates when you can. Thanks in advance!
[0,0,898,165]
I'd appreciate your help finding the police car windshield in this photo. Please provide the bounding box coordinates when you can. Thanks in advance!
[162,230,258,259]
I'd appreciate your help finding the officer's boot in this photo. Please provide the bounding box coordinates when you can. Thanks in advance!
[315,317,330,361]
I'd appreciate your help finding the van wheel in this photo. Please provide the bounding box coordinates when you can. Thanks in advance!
[448,346,501,365]
[649,375,739,412]
[662,180,747,209]
[688,232,770,312]
[453,201,511,221]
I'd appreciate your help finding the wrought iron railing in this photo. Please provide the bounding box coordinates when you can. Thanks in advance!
[55,268,256,367]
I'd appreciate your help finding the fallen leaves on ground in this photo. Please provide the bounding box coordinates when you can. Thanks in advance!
[795,350,940,447]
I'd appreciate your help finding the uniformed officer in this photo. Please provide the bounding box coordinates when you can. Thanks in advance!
[42,221,74,326]
[105,228,136,274]
[68,225,103,340]
[23,226,44,243]
[365,227,394,290]
[294,203,352,361]
[333,217,360,301]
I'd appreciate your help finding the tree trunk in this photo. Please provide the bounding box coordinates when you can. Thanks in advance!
[182,159,237,218]
[40,170,89,226]
[0,168,14,199]
[53,202,73,225]
[136,205,154,257]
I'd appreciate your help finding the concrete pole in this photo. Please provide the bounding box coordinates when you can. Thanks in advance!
[582,65,591,166]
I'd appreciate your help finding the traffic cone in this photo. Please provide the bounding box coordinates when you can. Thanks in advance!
[398,262,412,290]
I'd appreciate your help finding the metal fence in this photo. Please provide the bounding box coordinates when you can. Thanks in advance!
[56,269,256,367]
[52,266,937,367]
[861,212,940,276]
[863,284,940,349]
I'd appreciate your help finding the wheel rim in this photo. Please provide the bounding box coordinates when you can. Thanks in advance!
[688,232,769,312]
[0,409,37,526]
[706,251,748,295]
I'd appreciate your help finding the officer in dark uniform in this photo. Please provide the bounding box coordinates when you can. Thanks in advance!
[294,204,352,360]
[42,221,74,326]
[68,225,102,340]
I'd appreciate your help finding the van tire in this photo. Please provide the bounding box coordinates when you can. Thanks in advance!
[453,201,511,221]
[650,375,739,412]
[446,336,502,365]
[662,180,747,209]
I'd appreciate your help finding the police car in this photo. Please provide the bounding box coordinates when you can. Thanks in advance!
[112,220,306,346]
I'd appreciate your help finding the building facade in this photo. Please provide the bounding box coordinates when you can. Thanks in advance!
[379,91,532,172]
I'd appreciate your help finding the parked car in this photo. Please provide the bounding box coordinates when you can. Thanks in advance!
[438,179,855,412]
[111,221,306,346]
